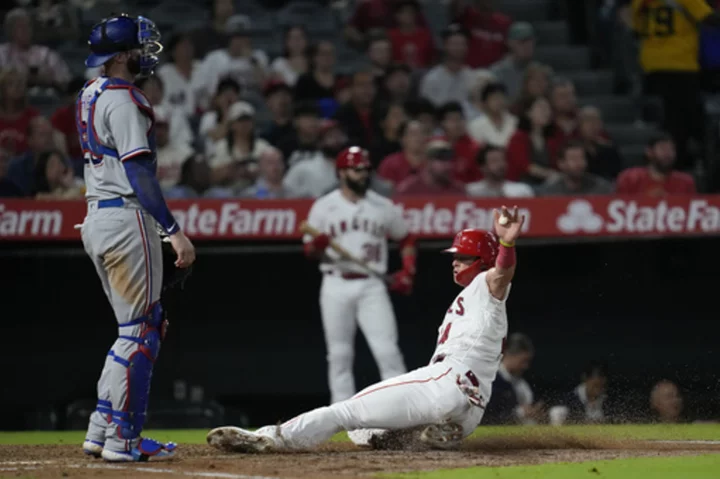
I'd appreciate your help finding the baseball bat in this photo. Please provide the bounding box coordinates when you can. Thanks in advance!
[299,221,392,283]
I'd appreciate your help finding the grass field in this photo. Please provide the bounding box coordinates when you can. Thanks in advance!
[0,424,718,479]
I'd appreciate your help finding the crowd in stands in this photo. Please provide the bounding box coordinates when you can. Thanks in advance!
[0,0,715,201]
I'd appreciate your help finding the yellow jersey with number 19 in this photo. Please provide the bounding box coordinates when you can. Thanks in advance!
[632,0,713,72]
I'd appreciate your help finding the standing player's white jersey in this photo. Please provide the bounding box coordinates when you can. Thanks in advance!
[303,189,409,275]
[77,77,155,201]
[432,271,510,399]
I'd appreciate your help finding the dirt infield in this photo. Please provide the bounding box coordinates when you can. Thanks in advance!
[1,435,719,479]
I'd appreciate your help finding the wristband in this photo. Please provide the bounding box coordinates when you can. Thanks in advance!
[499,239,515,248]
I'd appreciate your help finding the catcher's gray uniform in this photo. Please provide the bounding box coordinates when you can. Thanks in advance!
[77,76,167,453]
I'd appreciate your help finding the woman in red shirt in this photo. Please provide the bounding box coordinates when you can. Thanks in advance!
[0,68,39,156]
[506,96,561,184]
[388,0,435,69]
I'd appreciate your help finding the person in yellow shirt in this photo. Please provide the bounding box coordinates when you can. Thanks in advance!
[632,0,720,170]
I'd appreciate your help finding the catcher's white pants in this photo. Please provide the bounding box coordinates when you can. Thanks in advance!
[319,275,406,403]
[257,359,486,450]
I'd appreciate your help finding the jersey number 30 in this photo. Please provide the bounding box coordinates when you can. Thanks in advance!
[361,243,381,263]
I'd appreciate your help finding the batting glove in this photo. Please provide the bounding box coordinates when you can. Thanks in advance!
[389,269,413,295]
[456,374,484,408]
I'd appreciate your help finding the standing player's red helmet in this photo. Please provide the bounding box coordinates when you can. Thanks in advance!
[336,146,371,170]
[443,229,499,286]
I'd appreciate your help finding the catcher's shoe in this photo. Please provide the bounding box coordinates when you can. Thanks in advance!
[207,427,277,453]
[419,422,464,450]
[101,438,177,462]
[82,439,104,458]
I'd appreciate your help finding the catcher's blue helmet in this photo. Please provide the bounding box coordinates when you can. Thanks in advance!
[86,13,162,75]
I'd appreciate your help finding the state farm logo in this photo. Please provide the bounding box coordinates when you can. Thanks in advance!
[556,200,604,234]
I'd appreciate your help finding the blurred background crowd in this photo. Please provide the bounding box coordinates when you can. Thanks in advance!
[1,0,720,202]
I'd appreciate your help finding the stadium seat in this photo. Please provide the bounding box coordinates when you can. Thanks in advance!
[277,2,338,35]
[534,21,569,45]
[494,0,550,21]
[606,123,659,147]
[535,45,591,71]
[565,70,614,97]
[582,95,638,123]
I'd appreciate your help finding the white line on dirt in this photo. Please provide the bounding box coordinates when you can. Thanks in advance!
[82,464,280,479]
[0,459,280,479]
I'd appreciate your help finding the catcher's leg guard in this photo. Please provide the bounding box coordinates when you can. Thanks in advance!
[103,303,169,456]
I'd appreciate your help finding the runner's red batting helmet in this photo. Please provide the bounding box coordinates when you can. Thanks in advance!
[443,229,499,286]
[336,146,371,170]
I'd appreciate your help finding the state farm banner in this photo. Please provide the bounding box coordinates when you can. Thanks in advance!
[1,195,720,241]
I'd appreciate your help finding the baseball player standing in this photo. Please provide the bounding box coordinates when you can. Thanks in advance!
[302,146,416,404]
[207,206,524,452]
[76,14,195,462]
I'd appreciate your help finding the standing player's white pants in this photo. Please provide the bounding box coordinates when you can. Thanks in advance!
[319,274,406,403]
[81,202,163,452]
[257,358,486,450]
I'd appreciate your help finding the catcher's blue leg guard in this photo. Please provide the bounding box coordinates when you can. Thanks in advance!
[102,303,176,462]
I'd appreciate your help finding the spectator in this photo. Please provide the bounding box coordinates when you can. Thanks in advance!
[344,0,428,50]
[396,137,465,195]
[388,0,435,69]
[241,147,299,199]
[154,106,196,192]
[419,24,474,107]
[334,70,379,149]
[261,80,294,147]
[0,7,71,91]
[283,120,347,197]
[377,63,413,105]
[466,145,534,197]
[450,0,512,68]
[50,76,85,171]
[190,0,235,59]
[468,82,518,148]
[33,149,83,200]
[279,100,323,166]
[512,61,553,115]
[377,120,427,185]
[550,361,612,425]
[615,133,696,196]
[135,75,194,147]
[490,22,536,102]
[271,26,310,87]
[631,0,718,170]
[0,67,39,156]
[537,140,613,196]
[294,41,338,103]
[194,16,269,111]
[369,102,407,168]
[506,96,560,184]
[209,101,272,189]
[548,78,580,147]
[578,106,622,181]
[157,31,202,118]
[6,115,56,195]
[405,98,438,136]
[650,380,684,424]
[438,101,482,183]
[366,31,393,79]
[464,69,497,122]
[165,154,234,199]
[483,333,542,425]
[198,77,242,156]
[30,0,80,44]
[0,147,22,197]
